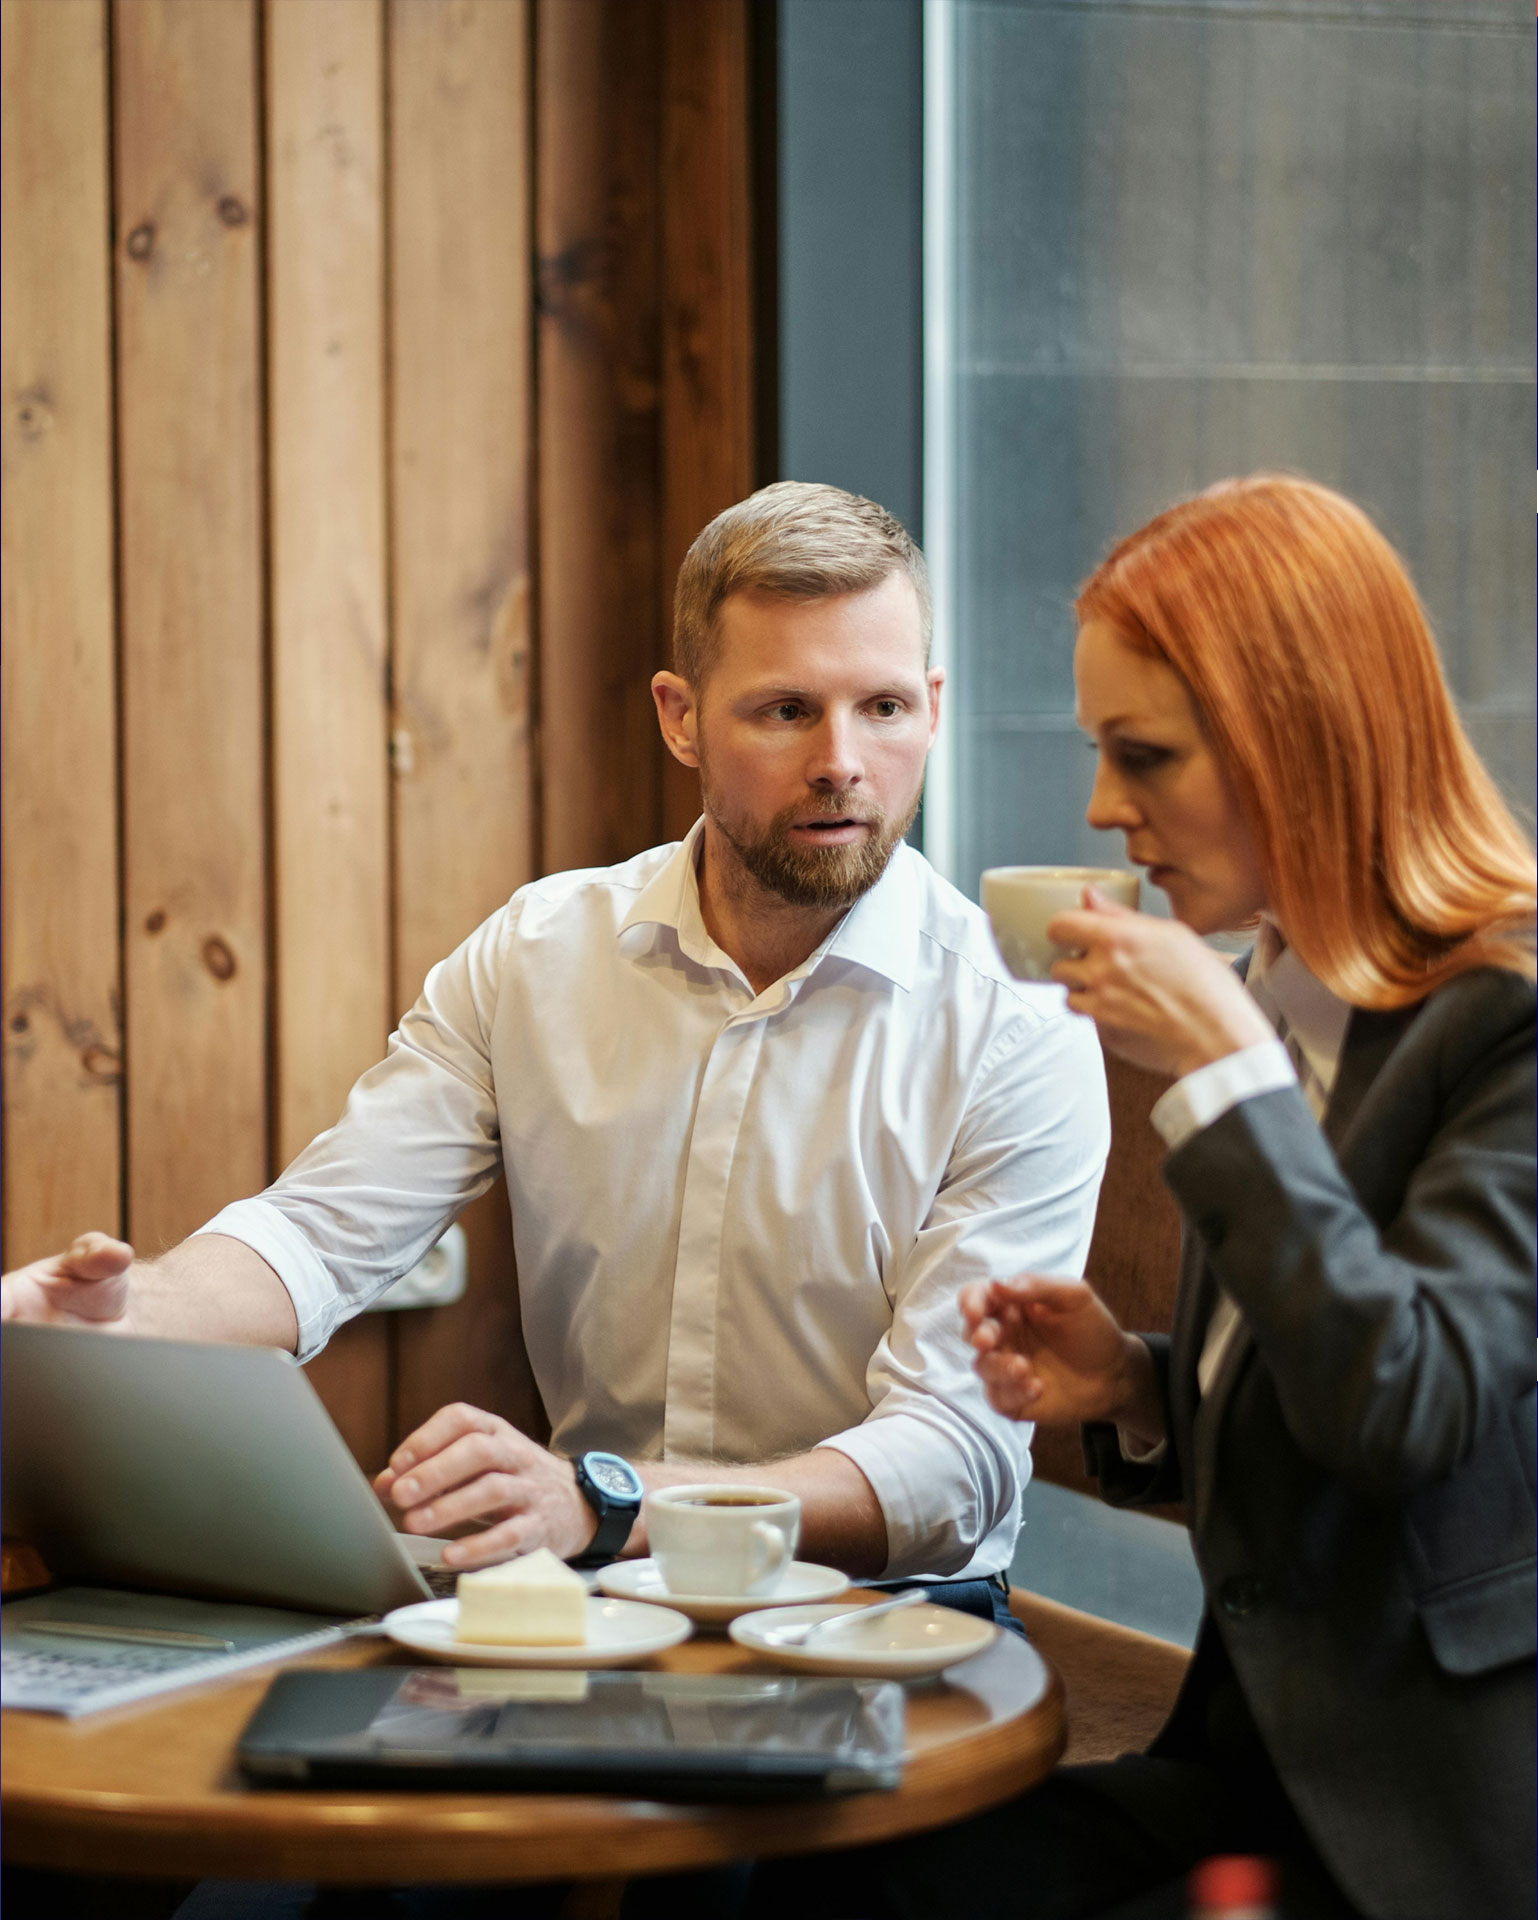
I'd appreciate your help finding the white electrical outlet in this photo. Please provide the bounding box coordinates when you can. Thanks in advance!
[365,1223,468,1313]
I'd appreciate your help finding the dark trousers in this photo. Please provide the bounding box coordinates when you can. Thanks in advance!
[744,1617,1364,1920]
[743,1757,1365,1920]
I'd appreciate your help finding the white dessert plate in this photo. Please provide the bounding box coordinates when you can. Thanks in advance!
[381,1596,692,1668]
[729,1602,996,1678]
[595,1558,851,1625]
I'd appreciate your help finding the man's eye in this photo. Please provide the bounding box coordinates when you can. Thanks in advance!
[771,702,803,722]
[870,699,903,718]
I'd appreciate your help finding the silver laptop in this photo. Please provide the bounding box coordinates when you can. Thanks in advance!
[2,1323,432,1616]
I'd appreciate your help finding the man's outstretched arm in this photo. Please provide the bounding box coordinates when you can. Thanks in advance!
[374,1401,890,1578]
[0,1232,299,1351]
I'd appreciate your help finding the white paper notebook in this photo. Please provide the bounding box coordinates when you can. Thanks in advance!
[1,1586,361,1718]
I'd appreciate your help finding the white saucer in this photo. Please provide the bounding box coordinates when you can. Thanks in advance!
[381,1596,692,1668]
[729,1601,996,1677]
[595,1558,851,1625]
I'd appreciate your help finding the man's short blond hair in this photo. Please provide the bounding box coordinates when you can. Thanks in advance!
[672,481,932,688]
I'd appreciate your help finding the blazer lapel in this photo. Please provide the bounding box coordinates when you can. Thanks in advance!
[1325,1003,1420,1150]
[1171,1235,1218,1515]
[1186,995,1418,1532]
[1192,1309,1253,1535]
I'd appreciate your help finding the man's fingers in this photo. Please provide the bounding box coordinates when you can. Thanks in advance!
[57,1233,135,1278]
[399,1470,529,1538]
[442,1515,541,1571]
[387,1401,505,1478]
[387,1426,532,1510]
[42,1276,133,1323]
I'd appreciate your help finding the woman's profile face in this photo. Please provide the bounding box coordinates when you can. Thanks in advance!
[1075,619,1269,936]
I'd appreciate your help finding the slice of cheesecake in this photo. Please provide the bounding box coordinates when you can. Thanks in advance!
[454,1548,588,1646]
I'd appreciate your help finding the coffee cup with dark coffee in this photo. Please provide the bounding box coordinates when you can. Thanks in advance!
[645,1484,801,1598]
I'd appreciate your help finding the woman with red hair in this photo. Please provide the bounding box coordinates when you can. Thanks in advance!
[751,478,1534,1920]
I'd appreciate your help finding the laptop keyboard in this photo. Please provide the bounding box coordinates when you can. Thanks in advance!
[421,1564,460,1601]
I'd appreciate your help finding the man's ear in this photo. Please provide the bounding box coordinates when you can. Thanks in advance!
[651,672,700,769]
[925,666,946,748]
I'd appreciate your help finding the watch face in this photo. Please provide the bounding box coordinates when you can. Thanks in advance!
[587,1455,641,1502]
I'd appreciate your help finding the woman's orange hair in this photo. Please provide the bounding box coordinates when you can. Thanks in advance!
[1076,475,1536,1009]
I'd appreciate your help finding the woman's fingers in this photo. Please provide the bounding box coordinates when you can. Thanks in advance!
[1082,883,1135,916]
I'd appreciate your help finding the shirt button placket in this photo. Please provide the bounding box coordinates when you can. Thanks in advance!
[662,1011,769,1459]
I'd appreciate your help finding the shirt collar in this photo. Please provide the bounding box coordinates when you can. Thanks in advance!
[619,817,919,992]
[1247,918,1353,1093]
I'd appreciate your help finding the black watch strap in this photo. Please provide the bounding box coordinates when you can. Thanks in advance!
[570,1451,644,1568]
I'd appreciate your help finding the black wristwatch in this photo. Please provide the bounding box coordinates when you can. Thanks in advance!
[569,1451,645,1568]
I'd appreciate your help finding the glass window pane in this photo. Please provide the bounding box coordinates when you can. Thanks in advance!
[933,0,1536,897]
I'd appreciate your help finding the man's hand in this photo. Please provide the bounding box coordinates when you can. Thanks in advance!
[1048,889,1274,1079]
[0,1233,299,1350]
[961,1273,1164,1449]
[0,1233,138,1331]
[374,1404,598,1569]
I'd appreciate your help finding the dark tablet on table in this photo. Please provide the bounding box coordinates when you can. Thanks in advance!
[238,1665,906,1800]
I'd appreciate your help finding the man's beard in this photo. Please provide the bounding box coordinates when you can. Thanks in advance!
[702,777,922,912]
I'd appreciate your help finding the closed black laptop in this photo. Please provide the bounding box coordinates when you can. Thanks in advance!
[239,1666,906,1799]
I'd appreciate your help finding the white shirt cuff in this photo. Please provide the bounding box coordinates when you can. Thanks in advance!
[1149,1040,1295,1154]
[816,1416,1015,1582]
[191,1198,348,1363]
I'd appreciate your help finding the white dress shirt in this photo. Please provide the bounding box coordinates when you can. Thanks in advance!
[197,822,1110,1579]
[1149,922,1352,1400]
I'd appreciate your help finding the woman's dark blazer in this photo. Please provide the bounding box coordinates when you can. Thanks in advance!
[1084,963,1537,1920]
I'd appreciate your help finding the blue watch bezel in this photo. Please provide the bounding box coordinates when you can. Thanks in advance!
[571,1451,643,1567]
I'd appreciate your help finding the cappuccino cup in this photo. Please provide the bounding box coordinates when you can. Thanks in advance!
[646,1485,801,1598]
[981,866,1141,982]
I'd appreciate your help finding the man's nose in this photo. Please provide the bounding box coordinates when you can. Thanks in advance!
[1084,758,1138,833]
[806,712,863,790]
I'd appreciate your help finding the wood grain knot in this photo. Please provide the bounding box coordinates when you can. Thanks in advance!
[15,389,52,440]
[201,936,237,982]
[9,1013,28,1033]
[217,195,249,228]
[80,1044,121,1083]
[125,222,155,261]
[144,909,167,935]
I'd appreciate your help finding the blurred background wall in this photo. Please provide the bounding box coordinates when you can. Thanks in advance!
[1,0,757,1468]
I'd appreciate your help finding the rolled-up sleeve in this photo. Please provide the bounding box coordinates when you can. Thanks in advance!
[191,905,512,1361]
[821,1006,1109,1577]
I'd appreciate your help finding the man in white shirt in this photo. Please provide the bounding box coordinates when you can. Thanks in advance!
[2,483,1109,1590]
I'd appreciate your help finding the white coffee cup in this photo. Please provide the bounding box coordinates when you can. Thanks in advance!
[981,865,1141,982]
[645,1484,801,1598]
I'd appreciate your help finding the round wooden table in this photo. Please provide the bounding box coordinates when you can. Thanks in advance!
[1,1606,1065,1886]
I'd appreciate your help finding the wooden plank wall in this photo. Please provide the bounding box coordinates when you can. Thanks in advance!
[1,0,756,1472]
[1,0,122,1257]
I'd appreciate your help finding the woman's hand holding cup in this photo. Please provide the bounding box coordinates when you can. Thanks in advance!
[1048,886,1275,1078]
